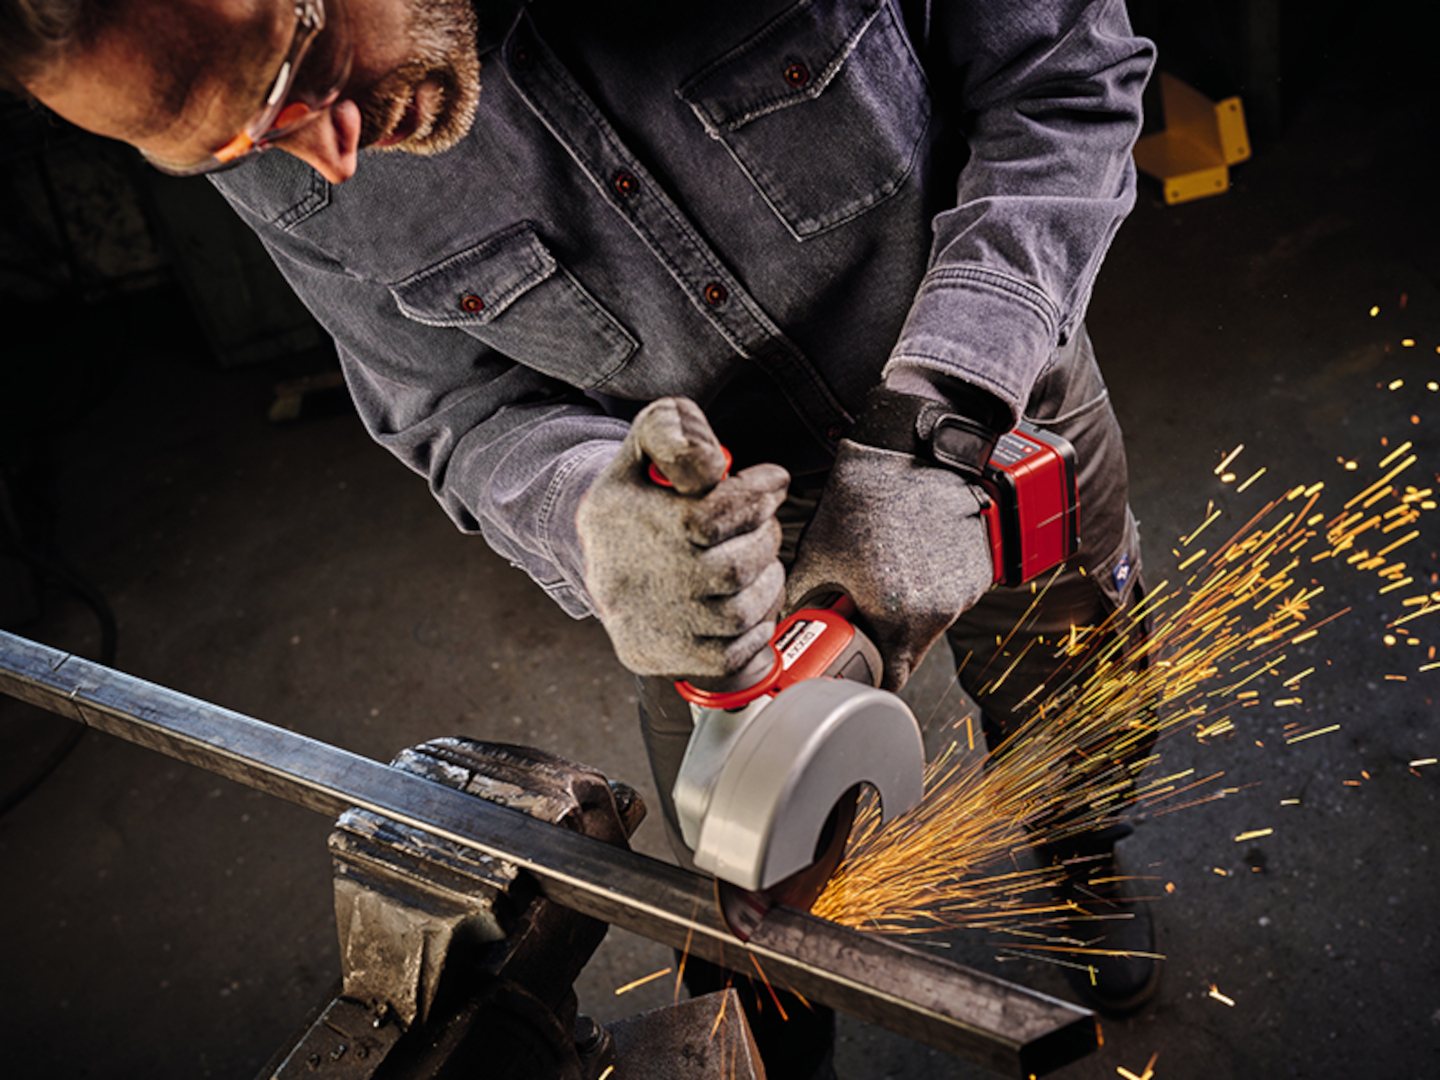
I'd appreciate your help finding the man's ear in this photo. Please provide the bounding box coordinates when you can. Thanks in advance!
[274,98,362,183]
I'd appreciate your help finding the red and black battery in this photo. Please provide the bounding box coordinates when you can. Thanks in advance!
[979,422,1080,587]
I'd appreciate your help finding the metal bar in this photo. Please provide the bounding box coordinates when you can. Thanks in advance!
[0,629,1096,1078]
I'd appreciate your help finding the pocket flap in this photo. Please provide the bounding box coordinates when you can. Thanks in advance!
[390,222,557,328]
[679,0,883,135]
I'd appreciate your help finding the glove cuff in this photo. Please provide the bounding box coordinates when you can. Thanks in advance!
[849,386,1006,482]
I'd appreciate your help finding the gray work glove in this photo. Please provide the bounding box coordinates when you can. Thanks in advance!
[577,397,789,678]
[785,439,993,691]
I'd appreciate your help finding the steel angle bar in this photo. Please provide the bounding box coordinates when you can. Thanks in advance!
[0,629,1096,1078]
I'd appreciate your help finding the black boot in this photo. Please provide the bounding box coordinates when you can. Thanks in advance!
[1040,825,1162,1017]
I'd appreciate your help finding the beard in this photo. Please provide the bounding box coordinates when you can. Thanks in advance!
[355,0,481,156]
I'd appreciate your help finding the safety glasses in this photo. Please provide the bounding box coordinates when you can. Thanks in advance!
[142,0,353,176]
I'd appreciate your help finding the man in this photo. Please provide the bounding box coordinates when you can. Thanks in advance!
[7,0,1158,1069]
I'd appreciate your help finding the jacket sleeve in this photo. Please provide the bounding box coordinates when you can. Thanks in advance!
[214,197,626,619]
[885,0,1154,421]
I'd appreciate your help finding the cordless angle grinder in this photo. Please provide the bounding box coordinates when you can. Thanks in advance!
[658,421,1079,938]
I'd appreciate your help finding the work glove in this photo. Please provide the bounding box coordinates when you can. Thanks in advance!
[786,386,1002,691]
[577,397,789,678]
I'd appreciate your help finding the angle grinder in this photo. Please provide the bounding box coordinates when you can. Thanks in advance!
[653,420,1079,939]
[673,596,924,939]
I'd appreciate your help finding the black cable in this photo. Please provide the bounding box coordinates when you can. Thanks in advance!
[0,471,118,817]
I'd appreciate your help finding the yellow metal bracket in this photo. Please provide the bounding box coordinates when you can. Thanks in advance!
[1133,73,1252,205]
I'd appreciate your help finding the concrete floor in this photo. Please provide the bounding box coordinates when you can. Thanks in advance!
[2,66,1438,1080]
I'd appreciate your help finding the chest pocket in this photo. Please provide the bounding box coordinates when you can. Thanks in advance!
[678,0,929,240]
[389,222,638,389]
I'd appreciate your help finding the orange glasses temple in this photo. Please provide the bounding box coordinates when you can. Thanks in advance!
[213,101,314,163]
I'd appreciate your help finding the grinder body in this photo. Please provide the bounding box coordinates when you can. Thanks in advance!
[674,606,925,893]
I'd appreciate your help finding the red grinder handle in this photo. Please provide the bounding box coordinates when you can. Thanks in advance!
[647,447,733,488]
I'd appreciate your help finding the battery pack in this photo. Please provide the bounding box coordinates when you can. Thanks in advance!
[981,423,1080,587]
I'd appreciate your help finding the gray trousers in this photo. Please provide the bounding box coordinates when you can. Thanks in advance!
[639,326,1144,867]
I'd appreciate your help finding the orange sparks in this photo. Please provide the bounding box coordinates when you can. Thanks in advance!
[807,451,1434,949]
[748,954,790,1022]
[1215,444,1245,476]
[615,967,674,996]
[1117,1052,1161,1080]
[1237,467,1267,493]
[708,991,729,1040]
[1208,985,1237,1007]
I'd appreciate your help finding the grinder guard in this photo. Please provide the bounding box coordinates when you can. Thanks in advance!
[683,678,924,892]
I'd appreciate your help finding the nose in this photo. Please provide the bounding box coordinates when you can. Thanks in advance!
[274,99,361,184]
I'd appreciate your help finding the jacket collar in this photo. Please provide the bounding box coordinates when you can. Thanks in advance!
[474,0,530,55]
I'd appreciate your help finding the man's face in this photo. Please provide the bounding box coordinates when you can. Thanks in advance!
[25,0,481,184]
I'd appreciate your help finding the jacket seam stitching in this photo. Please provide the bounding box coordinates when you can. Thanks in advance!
[919,266,1061,336]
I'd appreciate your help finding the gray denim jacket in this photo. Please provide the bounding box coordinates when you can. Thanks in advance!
[212,0,1153,617]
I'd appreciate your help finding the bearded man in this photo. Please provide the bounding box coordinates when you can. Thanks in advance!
[5,2,1159,1073]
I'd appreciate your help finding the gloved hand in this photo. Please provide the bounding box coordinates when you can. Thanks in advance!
[785,438,993,691]
[577,397,790,678]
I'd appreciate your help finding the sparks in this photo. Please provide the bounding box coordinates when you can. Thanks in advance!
[1208,985,1236,1007]
[1234,828,1273,842]
[1215,444,1245,476]
[1117,1052,1161,1080]
[810,450,1436,953]
[614,967,674,995]
[1236,468,1267,493]
[1181,504,1222,546]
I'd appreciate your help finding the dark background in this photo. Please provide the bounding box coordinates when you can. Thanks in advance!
[2,3,1438,1077]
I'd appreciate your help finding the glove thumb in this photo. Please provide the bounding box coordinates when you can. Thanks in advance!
[629,397,729,496]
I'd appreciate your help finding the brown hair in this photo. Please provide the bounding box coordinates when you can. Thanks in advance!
[0,0,95,93]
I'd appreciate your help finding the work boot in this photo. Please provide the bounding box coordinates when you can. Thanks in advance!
[1040,825,1162,1017]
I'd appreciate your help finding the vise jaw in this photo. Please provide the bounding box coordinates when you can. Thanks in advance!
[266,738,642,1080]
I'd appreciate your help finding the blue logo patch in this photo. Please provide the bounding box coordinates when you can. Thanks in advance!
[1113,555,1132,591]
